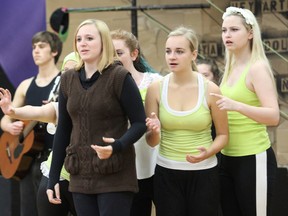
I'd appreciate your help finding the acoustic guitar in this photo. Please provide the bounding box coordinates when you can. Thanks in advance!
[0,120,45,180]
[0,74,60,180]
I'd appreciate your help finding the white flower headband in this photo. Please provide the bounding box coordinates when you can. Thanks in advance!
[222,6,254,26]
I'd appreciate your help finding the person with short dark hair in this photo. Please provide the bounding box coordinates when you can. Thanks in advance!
[0,52,79,216]
[0,31,63,216]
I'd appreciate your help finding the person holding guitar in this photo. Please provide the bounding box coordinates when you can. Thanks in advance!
[0,52,78,216]
[0,31,62,216]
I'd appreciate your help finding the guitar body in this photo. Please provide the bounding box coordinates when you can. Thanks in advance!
[0,121,45,180]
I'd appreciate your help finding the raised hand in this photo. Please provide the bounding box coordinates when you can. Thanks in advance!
[146,112,161,134]
[0,88,14,115]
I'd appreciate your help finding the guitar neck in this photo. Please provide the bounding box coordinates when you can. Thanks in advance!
[22,121,38,138]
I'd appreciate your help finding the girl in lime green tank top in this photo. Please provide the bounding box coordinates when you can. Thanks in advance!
[145,26,229,216]
[214,6,280,216]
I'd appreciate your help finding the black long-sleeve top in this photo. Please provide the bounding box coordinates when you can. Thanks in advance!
[48,66,147,190]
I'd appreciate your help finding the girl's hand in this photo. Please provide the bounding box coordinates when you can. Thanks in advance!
[210,93,239,111]
[146,112,161,134]
[186,147,208,163]
[0,88,15,115]
[7,121,24,136]
[91,137,114,159]
[46,183,62,205]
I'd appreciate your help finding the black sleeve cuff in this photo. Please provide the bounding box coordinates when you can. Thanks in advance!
[111,139,122,154]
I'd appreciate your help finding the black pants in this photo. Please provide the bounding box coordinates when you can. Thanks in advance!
[72,191,134,216]
[130,176,154,216]
[219,147,277,216]
[154,165,220,216]
[37,176,76,216]
[20,159,42,216]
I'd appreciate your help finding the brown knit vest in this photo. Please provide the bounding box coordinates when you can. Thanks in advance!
[61,63,138,194]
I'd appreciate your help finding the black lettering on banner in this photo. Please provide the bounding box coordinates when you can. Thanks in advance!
[231,1,248,8]
[281,78,288,93]
[230,0,255,10]
[261,0,288,13]
[231,0,288,13]
[263,38,288,54]
[276,75,288,95]
[199,42,219,57]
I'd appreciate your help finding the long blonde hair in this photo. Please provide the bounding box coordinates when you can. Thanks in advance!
[221,7,274,87]
[73,19,117,73]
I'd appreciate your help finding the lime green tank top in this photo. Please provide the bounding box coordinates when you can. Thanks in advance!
[159,73,212,162]
[220,64,270,156]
